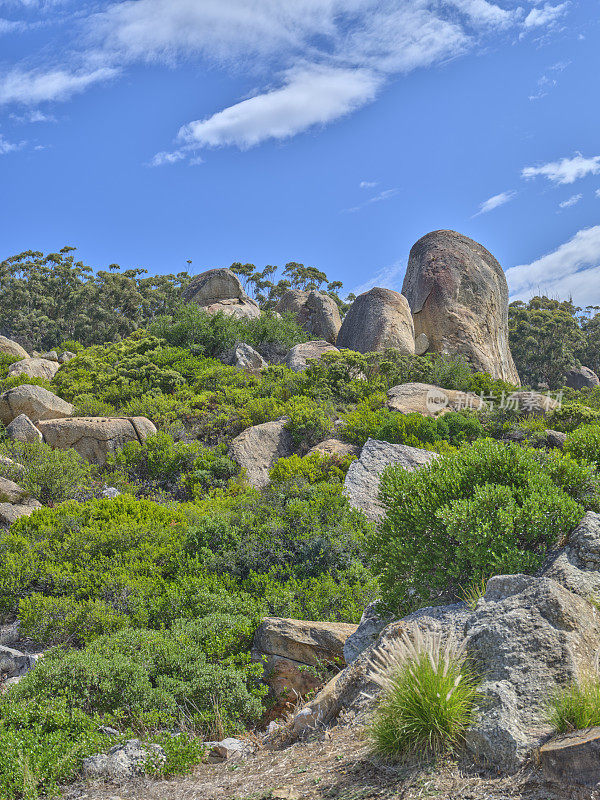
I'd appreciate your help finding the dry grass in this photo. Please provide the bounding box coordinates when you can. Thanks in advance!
[63,724,600,800]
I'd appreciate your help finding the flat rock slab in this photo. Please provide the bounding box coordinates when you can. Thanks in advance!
[386,382,484,416]
[539,728,600,786]
[344,438,438,521]
[37,416,156,465]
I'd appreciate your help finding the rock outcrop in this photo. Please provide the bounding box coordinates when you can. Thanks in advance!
[228,343,267,373]
[0,336,28,360]
[229,420,294,488]
[182,268,260,319]
[402,230,520,384]
[8,358,60,381]
[0,477,42,526]
[386,382,484,416]
[253,617,357,701]
[276,290,342,344]
[344,438,438,521]
[0,384,74,425]
[82,740,166,780]
[336,288,415,355]
[6,414,43,444]
[36,416,157,465]
[285,341,339,373]
[565,366,600,390]
[507,391,560,416]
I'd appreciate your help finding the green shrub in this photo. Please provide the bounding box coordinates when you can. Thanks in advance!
[564,424,600,469]
[11,627,266,734]
[550,402,600,432]
[269,452,352,486]
[547,678,600,733]
[369,628,479,759]
[371,439,597,612]
[0,440,94,504]
[284,395,333,447]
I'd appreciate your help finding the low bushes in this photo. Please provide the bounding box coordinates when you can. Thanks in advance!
[564,424,600,469]
[371,439,598,612]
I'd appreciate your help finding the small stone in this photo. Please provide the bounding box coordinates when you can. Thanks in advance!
[82,739,166,779]
[207,737,255,761]
[6,414,43,444]
[102,487,121,499]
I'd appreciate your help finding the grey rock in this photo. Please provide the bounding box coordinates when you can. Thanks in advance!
[337,287,415,355]
[59,351,76,364]
[6,414,43,444]
[231,343,267,372]
[386,382,484,416]
[543,511,600,599]
[565,366,600,390]
[0,477,27,504]
[545,429,567,448]
[306,438,360,459]
[82,739,166,779]
[343,601,393,665]
[7,358,60,381]
[285,341,339,372]
[343,438,438,521]
[208,737,255,761]
[102,487,121,499]
[402,230,520,384]
[0,384,74,425]
[229,420,294,489]
[40,351,59,362]
[507,391,560,416]
[276,290,342,344]
[539,727,600,786]
[0,645,37,678]
[0,336,28,360]
[98,725,120,736]
[0,498,42,526]
[182,268,260,319]
[464,575,600,773]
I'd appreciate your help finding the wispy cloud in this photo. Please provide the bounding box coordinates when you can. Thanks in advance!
[559,193,582,209]
[506,226,600,303]
[523,2,569,28]
[360,180,377,189]
[522,153,600,185]
[148,149,186,167]
[596,189,600,199]
[0,133,24,154]
[352,259,404,295]
[343,186,398,213]
[178,66,381,150]
[474,190,516,216]
[9,108,56,123]
[0,66,118,105]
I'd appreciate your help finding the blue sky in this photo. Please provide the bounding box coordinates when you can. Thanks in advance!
[0,0,598,305]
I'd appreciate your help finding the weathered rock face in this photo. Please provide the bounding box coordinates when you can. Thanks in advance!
[386,382,484,417]
[8,358,60,381]
[6,414,43,444]
[0,384,74,425]
[336,288,415,355]
[0,336,28,360]
[229,420,294,489]
[0,477,27,504]
[0,498,42,526]
[464,574,600,773]
[343,438,438,521]
[285,341,339,373]
[229,343,267,373]
[402,230,520,384]
[539,727,600,786]
[82,740,166,780]
[276,290,342,344]
[36,417,157,465]
[565,366,600,390]
[253,617,357,701]
[182,268,260,319]
[343,601,392,665]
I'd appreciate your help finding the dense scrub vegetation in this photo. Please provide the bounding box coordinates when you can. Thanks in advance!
[3,253,600,794]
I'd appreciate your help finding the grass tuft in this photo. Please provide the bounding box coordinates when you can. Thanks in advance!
[368,625,480,760]
[548,678,600,733]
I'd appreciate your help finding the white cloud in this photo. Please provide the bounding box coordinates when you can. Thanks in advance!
[474,190,516,215]
[559,193,582,209]
[522,154,600,185]
[177,65,381,150]
[352,259,404,295]
[0,66,118,105]
[596,189,600,199]
[0,134,21,154]
[523,3,569,28]
[9,108,56,122]
[148,149,186,167]
[344,186,398,213]
[360,180,377,188]
[506,226,600,302]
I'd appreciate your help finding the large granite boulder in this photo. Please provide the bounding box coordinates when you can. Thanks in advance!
[336,288,415,355]
[229,420,294,489]
[253,617,357,701]
[285,341,339,372]
[0,384,73,425]
[6,414,43,444]
[402,230,520,384]
[182,268,260,319]
[565,366,600,390]
[8,358,60,381]
[343,438,438,521]
[276,290,341,344]
[36,417,156,465]
[0,336,28,360]
[386,382,484,417]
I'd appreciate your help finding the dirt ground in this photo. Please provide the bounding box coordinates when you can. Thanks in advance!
[64,724,600,800]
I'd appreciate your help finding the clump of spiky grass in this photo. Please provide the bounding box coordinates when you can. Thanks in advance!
[548,678,600,733]
[368,625,480,760]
